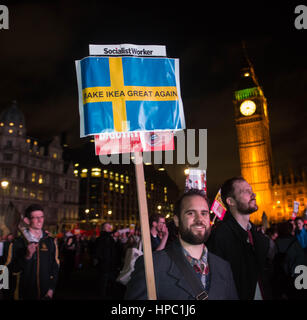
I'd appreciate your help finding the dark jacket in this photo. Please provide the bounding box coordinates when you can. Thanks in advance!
[95,231,121,274]
[9,231,60,300]
[125,239,238,300]
[207,212,269,300]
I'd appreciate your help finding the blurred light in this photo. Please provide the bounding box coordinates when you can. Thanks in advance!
[244,72,250,77]
[1,180,9,189]
[184,168,190,175]
[157,205,162,210]
[108,210,112,215]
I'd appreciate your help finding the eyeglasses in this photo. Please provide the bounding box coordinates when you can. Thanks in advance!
[30,216,44,220]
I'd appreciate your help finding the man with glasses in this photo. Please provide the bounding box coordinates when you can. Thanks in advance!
[8,204,60,300]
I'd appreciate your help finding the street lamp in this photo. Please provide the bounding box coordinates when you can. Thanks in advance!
[1,180,9,190]
[1,180,9,216]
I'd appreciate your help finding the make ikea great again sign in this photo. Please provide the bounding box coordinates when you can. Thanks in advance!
[75,56,185,137]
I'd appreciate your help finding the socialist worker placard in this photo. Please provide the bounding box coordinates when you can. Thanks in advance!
[75,56,185,137]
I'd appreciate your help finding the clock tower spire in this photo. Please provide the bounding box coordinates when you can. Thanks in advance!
[233,43,273,224]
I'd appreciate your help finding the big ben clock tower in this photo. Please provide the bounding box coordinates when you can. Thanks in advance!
[233,48,273,224]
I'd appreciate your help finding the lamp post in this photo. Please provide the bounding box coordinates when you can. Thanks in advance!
[1,180,9,215]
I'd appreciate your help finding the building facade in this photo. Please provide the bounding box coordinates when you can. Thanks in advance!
[67,143,180,231]
[0,101,79,235]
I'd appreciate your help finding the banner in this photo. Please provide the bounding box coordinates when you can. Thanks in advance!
[94,131,174,155]
[75,56,185,136]
[89,44,167,57]
[185,169,207,194]
[291,201,300,220]
[210,189,227,220]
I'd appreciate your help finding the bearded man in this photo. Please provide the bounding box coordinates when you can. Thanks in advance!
[125,189,238,300]
[207,177,270,300]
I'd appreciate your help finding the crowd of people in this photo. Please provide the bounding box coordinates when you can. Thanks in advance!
[1,176,307,300]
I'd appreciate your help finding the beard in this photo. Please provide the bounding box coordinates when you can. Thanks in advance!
[235,198,258,215]
[179,222,211,245]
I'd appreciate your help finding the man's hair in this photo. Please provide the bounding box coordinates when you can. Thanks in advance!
[24,204,44,219]
[149,213,165,227]
[174,189,209,220]
[220,176,246,210]
[295,217,304,223]
[101,222,111,231]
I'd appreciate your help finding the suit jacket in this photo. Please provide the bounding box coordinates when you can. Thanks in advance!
[125,239,238,300]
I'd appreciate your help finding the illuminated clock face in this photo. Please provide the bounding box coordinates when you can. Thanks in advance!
[240,100,256,116]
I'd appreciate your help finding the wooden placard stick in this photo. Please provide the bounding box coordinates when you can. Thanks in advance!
[134,151,157,300]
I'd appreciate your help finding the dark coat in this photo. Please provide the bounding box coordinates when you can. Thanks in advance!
[9,231,60,300]
[207,212,270,300]
[125,239,238,300]
[95,231,122,274]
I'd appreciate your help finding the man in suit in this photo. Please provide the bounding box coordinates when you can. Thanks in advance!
[125,189,238,300]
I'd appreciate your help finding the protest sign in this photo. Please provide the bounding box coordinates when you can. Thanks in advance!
[185,169,207,194]
[75,56,185,136]
[94,131,174,155]
[210,189,227,222]
[291,201,300,220]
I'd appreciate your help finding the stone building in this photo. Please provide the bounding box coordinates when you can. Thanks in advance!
[0,101,79,235]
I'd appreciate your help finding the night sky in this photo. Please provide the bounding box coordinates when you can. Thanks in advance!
[1,2,306,199]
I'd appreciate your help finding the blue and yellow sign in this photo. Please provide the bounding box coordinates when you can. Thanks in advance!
[76,56,185,136]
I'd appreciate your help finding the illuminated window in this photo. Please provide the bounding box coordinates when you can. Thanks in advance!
[38,190,44,200]
[115,173,119,181]
[74,170,78,177]
[151,183,154,191]
[164,187,167,194]
[26,139,31,143]
[38,174,43,184]
[103,169,108,178]
[31,172,36,182]
[9,122,14,126]
[8,129,13,134]
[109,171,114,180]
[19,124,23,128]
[30,191,36,198]
[74,163,79,167]
[164,195,167,202]
[52,153,57,159]
[120,174,124,182]
[34,141,38,146]
[91,168,101,177]
[109,182,113,191]
[23,188,28,198]
[80,168,88,178]
[0,123,4,127]
[125,176,130,184]
[115,183,119,192]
